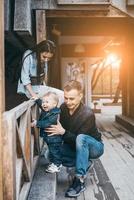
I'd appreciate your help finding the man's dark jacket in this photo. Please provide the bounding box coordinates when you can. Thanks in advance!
[60,102,101,148]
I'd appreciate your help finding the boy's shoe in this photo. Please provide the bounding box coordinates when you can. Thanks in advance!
[65,177,85,197]
[45,163,62,173]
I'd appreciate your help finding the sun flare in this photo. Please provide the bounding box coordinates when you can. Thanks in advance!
[105,53,121,68]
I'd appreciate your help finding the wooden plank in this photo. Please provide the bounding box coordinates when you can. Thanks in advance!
[56,163,119,200]
[16,158,23,200]
[5,100,34,120]
[19,156,39,200]
[28,157,56,200]
[31,135,34,168]
[46,9,110,18]
[47,18,129,37]
[84,160,120,200]
[19,112,29,148]
[36,10,46,44]
[24,109,32,179]
[96,109,134,199]
[126,0,134,6]
[19,182,31,200]
[57,0,110,5]
[0,0,4,199]
[4,0,12,31]
[17,112,31,181]
[14,0,32,34]
[56,166,76,200]
[2,114,16,200]
[101,136,134,199]
[14,0,35,47]
[97,115,134,156]
[116,114,134,133]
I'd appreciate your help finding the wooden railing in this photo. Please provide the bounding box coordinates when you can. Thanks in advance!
[2,100,42,200]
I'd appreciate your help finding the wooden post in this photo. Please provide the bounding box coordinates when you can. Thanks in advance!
[36,10,47,43]
[0,0,5,199]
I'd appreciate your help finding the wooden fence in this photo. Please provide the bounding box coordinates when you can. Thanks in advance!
[2,100,41,200]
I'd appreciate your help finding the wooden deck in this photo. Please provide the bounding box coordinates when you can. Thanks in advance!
[28,104,134,200]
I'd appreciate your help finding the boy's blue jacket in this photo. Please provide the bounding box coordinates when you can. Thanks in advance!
[35,98,61,129]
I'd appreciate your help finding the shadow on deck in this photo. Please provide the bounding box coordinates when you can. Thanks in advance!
[28,104,134,200]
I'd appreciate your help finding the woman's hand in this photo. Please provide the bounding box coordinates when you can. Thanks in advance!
[25,84,38,99]
[45,121,65,136]
[30,94,39,100]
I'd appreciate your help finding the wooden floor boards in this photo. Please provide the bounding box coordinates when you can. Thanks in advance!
[28,105,134,200]
[56,105,134,200]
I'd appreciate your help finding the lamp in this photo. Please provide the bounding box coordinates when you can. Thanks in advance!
[52,24,61,36]
[74,44,85,53]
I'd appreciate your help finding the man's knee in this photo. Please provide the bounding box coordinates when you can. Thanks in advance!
[76,134,86,147]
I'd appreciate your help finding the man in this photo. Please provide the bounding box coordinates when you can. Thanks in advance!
[46,80,104,198]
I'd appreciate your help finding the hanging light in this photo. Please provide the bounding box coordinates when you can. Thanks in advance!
[74,44,85,53]
[52,24,61,36]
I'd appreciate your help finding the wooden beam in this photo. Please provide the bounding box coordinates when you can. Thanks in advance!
[0,0,5,199]
[3,114,16,200]
[57,0,110,5]
[47,17,130,36]
[13,0,36,47]
[46,9,110,18]
[4,0,12,31]
[36,10,47,44]
[14,0,32,34]
[126,0,134,6]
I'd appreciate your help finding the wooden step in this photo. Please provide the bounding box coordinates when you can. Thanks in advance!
[27,157,56,200]
[116,114,134,134]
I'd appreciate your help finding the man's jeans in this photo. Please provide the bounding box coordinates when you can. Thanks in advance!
[61,134,104,177]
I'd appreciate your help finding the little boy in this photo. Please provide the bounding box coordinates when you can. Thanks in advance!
[31,92,62,173]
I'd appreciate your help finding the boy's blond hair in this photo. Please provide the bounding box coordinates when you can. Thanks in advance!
[42,92,59,105]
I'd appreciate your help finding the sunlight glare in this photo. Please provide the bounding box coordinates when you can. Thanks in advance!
[105,53,121,68]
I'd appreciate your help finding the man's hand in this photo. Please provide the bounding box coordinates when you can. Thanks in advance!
[45,121,65,136]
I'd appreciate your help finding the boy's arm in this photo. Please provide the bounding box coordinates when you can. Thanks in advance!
[31,119,37,127]
[36,114,58,128]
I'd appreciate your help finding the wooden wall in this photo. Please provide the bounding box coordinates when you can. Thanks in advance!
[0,0,5,199]
[123,28,134,119]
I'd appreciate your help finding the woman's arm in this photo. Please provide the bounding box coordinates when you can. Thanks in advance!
[21,51,38,98]
[25,84,38,99]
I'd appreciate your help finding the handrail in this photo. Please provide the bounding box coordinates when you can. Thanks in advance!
[2,100,41,200]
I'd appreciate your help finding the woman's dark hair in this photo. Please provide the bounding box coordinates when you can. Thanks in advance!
[22,40,56,78]
[23,40,56,62]
[31,40,56,55]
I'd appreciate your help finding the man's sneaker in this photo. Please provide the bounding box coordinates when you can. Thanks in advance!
[65,177,85,197]
[45,163,62,173]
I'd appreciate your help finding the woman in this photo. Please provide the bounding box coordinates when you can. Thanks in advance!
[17,40,64,105]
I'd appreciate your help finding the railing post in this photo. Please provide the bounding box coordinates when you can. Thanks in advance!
[3,113,16,200]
